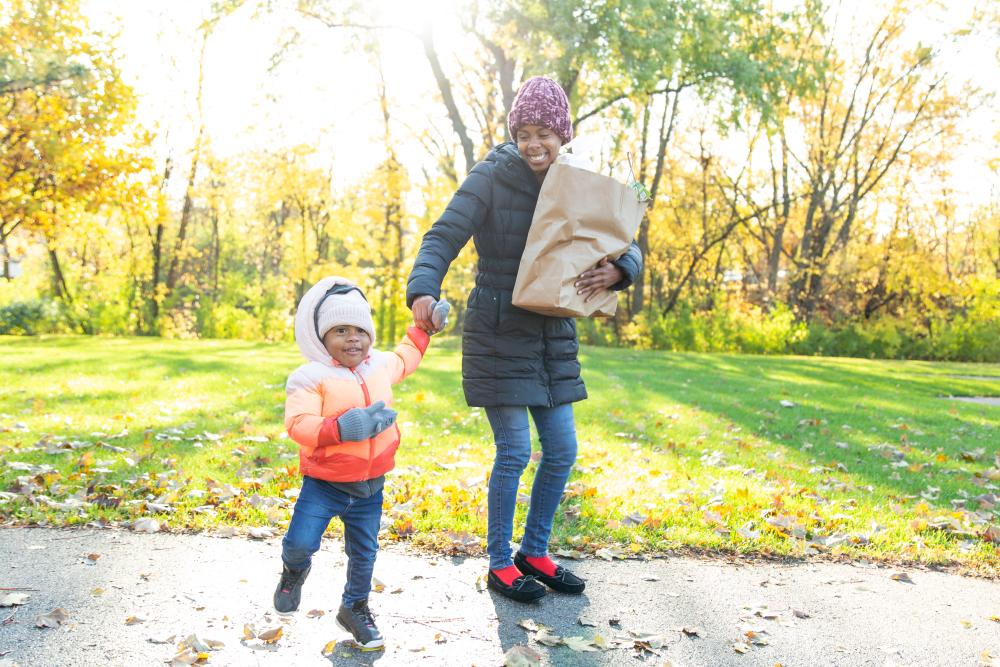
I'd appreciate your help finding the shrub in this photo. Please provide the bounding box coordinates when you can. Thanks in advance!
[0,298,68,335]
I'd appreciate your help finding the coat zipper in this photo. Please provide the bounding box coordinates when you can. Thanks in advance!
[350,367,376,479]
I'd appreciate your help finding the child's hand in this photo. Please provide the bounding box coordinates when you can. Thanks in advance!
[337,401,398,441]
[430,299,451,334]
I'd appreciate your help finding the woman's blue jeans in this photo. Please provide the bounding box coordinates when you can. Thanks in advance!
[281,476,383,606]
[485,403,578,570]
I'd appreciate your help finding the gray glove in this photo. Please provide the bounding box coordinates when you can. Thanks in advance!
[430,298,451,334]
[337,401,397,441]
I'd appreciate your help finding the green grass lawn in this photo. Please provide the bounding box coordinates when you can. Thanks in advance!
[1,335,998,575]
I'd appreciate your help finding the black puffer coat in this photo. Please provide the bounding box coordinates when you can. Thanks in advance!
[406,142,643,408]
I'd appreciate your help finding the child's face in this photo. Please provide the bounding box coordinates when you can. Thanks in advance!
[323,325,371,368]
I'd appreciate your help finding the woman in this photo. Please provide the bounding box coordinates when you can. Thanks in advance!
[407,76,642,602]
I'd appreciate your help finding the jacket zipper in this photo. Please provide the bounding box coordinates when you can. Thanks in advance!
[350,367,375,479]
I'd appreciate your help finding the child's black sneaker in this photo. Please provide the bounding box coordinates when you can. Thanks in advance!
[336,599,385,651]
[486,569,547,602]
[273,564,310,613]
[514,551,586,594]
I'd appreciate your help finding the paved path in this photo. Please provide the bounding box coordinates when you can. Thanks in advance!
[1,527,998,666]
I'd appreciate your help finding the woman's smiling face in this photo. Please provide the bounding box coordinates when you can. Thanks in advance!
[516,124,562,179]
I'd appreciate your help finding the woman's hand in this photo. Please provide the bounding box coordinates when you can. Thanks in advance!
[411,295,437,332]
[575,257,624,302]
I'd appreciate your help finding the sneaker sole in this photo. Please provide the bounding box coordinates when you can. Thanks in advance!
[335,618,385,651]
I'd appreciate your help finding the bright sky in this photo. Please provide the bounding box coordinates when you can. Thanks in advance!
[83,0,997,206]
[84,0,471,196]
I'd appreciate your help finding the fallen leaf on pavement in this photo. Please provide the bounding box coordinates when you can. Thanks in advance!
[0,593,29,607]
[168,648,201,666]
[132,518,160,533]
[306,609,325,618]
[371,577,386,593]
[182,634,217,652]
[890,572,914,583]
[35,608,69,628]
[733,642,750,653]
[243,623,257,640]
[248,527,275,539]
[562,636,599,652]
[258,627,283,644]
[534,630,561,646]
[681,626,702,637]
[504,644,542,667]
[518,618,541,632]
[321,639,338,656]
[125,613,147,625]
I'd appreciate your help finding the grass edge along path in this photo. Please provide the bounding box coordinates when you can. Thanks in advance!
[0,335,997,576]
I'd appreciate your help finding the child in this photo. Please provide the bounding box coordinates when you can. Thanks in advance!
[275,276,448,650]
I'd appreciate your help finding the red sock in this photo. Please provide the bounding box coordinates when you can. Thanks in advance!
[524,554,558,576]
[491,565,522,586]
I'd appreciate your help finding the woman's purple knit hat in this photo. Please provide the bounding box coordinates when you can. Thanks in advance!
[507,76,573,144]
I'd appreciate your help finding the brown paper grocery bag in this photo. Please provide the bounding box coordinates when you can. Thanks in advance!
[512,158,646,317]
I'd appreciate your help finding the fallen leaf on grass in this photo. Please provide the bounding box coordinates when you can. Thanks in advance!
[981,525,1000,543]
[504,645,543,667]
[0,593,29,607]
[890,572,914,584]
[35,608,69,628]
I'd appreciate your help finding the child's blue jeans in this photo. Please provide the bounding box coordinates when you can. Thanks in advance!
[281,475,382,606]
[484,403,578,570]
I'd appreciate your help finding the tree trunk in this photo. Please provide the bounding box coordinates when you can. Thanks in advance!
[421,23,475,174]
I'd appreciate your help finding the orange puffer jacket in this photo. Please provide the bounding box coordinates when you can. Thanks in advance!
[285,277,429,483]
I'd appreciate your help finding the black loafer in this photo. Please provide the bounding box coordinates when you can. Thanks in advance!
[514,552,586,594]
[486,569,546,602]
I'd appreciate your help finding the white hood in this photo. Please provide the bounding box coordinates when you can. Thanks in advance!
[294,276,365,363]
